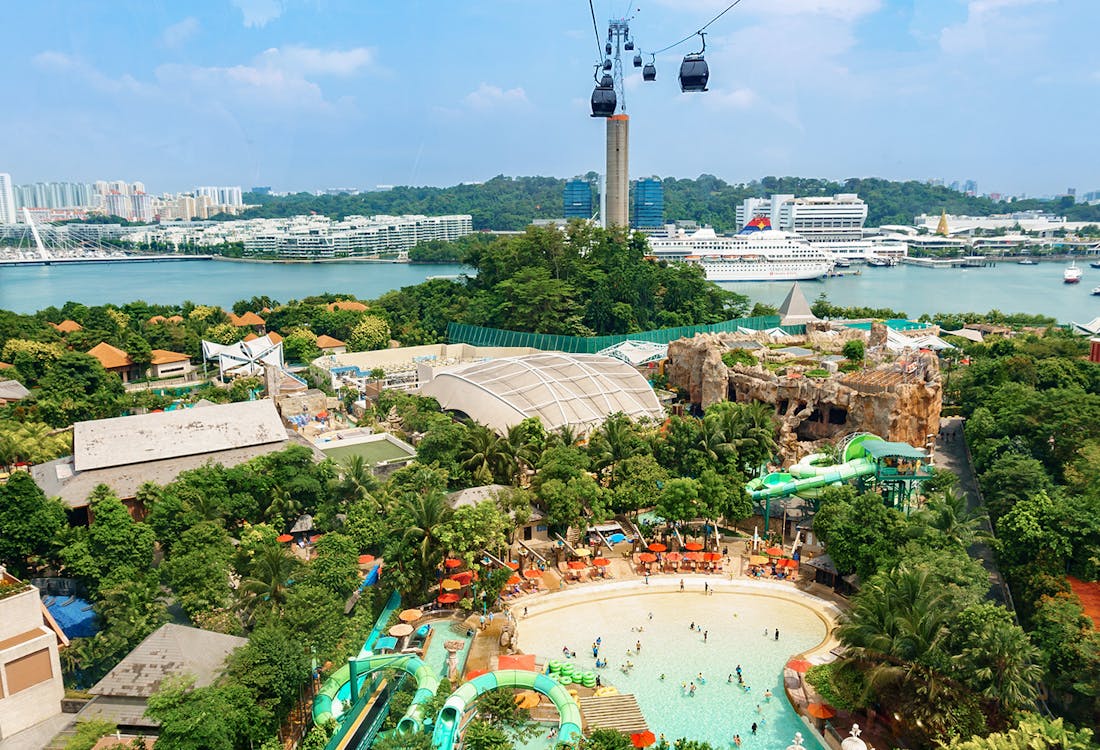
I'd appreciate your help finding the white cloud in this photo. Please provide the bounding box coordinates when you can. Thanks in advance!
[256,45,374,76]
[162,17,200,48]
[940,0,1054,54]
[32,51,153,96]
[705,86,757,109]
[463,83,530,111]
[232,0,284,28]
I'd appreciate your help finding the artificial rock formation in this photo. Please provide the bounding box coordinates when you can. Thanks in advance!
[666,332,942,463]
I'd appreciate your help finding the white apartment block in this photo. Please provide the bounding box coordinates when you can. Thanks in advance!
[242,214,474,258]
[196,186,243,207]
[736,193,869,244]
[0,174,16,225]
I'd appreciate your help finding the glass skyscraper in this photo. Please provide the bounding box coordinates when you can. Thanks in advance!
[563,179,594,220]
[633,178,663,228]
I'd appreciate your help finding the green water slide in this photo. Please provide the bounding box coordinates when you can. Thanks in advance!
[312,653,439,734]
[748,434,883,501]
[431,670,582,750]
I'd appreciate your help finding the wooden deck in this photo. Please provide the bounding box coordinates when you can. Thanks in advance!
[578,693,648,734]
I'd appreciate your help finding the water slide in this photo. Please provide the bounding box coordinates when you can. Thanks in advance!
[431,670,582,750]
[312,653,439,733]
[748,434,882,502]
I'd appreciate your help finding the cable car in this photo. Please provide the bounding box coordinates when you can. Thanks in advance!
[590,74,617,117]
[602,58,612,71]
[605,42,612,56]
[642,62,656,81]
[625,40,634,51]
[633,54,642,68]
[678,36,709,93]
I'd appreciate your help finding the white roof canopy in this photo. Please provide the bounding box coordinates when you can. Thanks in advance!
[202,335,284,377]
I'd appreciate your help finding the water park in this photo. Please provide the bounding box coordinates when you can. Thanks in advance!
[311,428,933,750]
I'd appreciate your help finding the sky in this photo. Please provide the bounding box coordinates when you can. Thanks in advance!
[4,0,1098,197]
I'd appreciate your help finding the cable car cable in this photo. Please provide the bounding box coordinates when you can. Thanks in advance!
[642,0,746,56]
[587,0,605,62]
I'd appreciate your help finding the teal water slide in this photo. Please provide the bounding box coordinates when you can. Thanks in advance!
[748,434,882,501]
[313,653,440,733]
[431,670,582,750]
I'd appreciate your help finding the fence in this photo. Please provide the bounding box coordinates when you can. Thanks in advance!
[447,316,806,353]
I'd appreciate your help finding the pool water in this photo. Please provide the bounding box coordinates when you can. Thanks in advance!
[516,588,827,749]
[421,620,473,681]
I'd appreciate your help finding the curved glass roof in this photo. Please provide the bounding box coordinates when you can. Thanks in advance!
[418,353,664,434]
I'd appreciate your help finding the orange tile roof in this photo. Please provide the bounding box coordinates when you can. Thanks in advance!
[316,335,346,348]
[87,342,134,370]
[0,361,11,369]
[53,319,83,333]
[150,349,191,365]
[243,332,258,342]
[1068,577,1100,630]
[267,331,283,344]
[148,315,166,324]
[229,311,266,327]
[167,315,184,323]
[326,300,367,312]
[148,314,184,325]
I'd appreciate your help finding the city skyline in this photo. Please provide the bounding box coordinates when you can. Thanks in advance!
[3,1,1099,196]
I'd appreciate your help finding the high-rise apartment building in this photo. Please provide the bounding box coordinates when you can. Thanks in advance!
[197,186,243,207]
[632,177,663,228]
[0,174,16,225]
[563,179,595,220]
[105,192,130,220]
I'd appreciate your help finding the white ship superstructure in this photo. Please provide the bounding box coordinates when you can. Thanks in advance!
[647,217,834,281]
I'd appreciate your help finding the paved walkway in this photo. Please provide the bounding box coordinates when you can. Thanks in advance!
[935,416,1008,608]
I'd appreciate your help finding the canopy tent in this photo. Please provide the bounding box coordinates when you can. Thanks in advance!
[202,335,285,378]
[884,328,955,352]
[862,441,927,461]
[596,340,669,367]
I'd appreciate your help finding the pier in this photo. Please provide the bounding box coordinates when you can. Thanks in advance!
[0,255,214,268]
[901,256,996,269]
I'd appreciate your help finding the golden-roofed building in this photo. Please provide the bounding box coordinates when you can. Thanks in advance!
[227,311,266,332]
[149,350,194,380]
[316,335,347,354]
[244,331,282,344]
[326,300,367,312]
[86,342,142,383]
[51,319,83,333]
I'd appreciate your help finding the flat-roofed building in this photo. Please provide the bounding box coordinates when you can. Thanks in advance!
[31,400,322,519]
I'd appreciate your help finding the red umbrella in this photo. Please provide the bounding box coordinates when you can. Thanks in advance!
[684,542,704,551]
[631,730,656,748]
[638,552,658,563]
[444,558,463,569]
[310,534,322,543]
[647,542,667,553]
[505,561,520,570]
[779,558,800,568]
[806,703,836,719]
[787,658,813,673]
[437,593,460,604]
[685,551,704,562]
[765,546,784,556]
[523,569,543,580]
[592,558,611,567]
[506,574,522,585]
[665,551,682,562]
[567,561,586,570]
[703,552,722,562]
[276,534,293,543]
[465,668,489,682]
[450,570,474,585]
[358,554,374,564]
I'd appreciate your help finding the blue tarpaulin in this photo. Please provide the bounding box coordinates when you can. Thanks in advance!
[46,597,99,639]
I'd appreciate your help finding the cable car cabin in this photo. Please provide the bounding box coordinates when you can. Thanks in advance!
[605,42,612,55]
[590,76,617,117]
[679,54,709,92]
[642,63,656,81]
[602,59,612,71]
[625,40,634,51]
[633,54,643,68]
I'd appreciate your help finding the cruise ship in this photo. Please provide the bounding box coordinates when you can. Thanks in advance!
[647,217,834,282]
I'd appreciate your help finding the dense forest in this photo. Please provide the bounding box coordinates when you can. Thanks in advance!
[226,175,1100,232]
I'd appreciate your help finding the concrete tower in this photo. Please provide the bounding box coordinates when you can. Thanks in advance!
[604,115,629,228]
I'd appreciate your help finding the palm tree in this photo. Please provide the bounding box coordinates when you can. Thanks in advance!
[265,486,302,526]
[589,414,642,487]
[504,423,542,485]
[239,544,300,619]
[955,619,1042,714]
[337,454,379,508]
[400,492,454,573]
[697,415,734,467]
[546,424,581,449]
[913,489,990,549]
[459,424,512,484]
[720,402,777,477]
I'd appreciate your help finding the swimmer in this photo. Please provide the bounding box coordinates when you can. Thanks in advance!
[697,672,705,683]
[659,673,666,681]
[689,682,696,696]
[690,621,695,631]
[636,640,642,652]
[648,612,653,620]
[751,723,758,735]
[736,664,742,676]
[763,628,769,637]
[756,704,762,714]
[764,689,773,701]
[704,630,708,643]
[734,735,742,747]
[727,674,733,684]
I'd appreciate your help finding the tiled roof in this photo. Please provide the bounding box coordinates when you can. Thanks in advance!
[150,349,190,365]
[229,311,265,327]
[87,342,134,370]
[326,300,367,312]
[53,319,83,333]
[267,331,283,344]
[316,335,346,348]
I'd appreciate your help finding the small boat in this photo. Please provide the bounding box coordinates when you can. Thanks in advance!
[1092,286,1100,296]
[1017,258,1037,265]
[867,257,891,267]
[1091,261,1100,269]
[1064,261,1082,284]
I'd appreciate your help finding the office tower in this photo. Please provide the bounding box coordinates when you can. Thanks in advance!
[563,179,594,220]
[632,177,663,228]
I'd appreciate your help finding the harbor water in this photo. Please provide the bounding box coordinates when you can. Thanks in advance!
[1,258,1097,323]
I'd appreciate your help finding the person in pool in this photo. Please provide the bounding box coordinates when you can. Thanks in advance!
[734,735,742,747]
[764,688,773,701]
[727,674,734,683]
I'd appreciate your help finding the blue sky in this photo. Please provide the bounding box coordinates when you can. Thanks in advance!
[5,0,1098,196]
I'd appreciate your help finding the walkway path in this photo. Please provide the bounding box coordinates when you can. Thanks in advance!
[935,416,1009,608]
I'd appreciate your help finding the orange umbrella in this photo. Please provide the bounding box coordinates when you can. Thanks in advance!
[638,552,657,563]
[765,547,784,556]
[806,703,836,719]
[450,570,474,585]
[358,554,375,564]
[440,579,461,591]
[444,558,463,569]
[399,609,422,623]
[685,551,704,562]
[388,623,414,637]
[465,668,489,682]
[749,555,769,565]
[505,561,520,570]
[506,574,522,585]
[592,558,611,567]
[567,561,586,570]
[276,534,293,543]
[310,534,323,543]
[779,558,799,568]
[437,593,460,604]
[631,730,656,748]
[523,569,543,579]
[647,542,667,553]
[787,659,812,673]
[665,551,682,562]
[703,552,722,562]
[684,542,703,551]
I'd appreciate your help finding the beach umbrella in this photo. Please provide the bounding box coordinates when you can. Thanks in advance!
[592,558,611,567]
[437,593,460,604]
[806,703,836,719]
[684,551,704,562]
[684,542,704,551]
[451,570,474,585]
[749,555,769,565]
[787,659,812,673]
[276,534,293,543]
[444,558,463,569]
[310,534,323,543]
[388,623,414,638]
[358,554,375,565]
[638,552,658,563]
[440,579,462,591]
[567,561,586,570]
[665,551,682,562]
[574,547,591,557]
[779,558,800,568]
[505,561,520,570]
[608,533,626,543]
[631,731,656,748]
[647,542,667,553]
[703,552,722,562]
[765,547,784,556]
[506,574,522,585]
[523,568,543,579]
[399,609,423,623]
